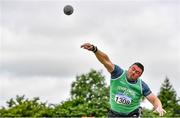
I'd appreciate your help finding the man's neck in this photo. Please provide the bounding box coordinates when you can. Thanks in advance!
[126,74,137,83]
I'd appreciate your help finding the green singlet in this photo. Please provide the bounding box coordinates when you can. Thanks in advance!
[110,70,143,114]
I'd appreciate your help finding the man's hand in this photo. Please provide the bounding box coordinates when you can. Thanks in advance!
[81,42,114,73]
[81,43,94,51]
[146,93,167,117]
[153,106,166,116]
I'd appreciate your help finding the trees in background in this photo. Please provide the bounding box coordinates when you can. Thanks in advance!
[0,70,179,117]
[157,76,180,117]
[0,70,109,117]
[54,69,110,117]
[0,95,54,117]
[142,76,180,117]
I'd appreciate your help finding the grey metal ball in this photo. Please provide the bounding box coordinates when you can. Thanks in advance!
[63,5,74,15]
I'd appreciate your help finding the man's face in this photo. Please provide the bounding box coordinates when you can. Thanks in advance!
[127,64,143,80]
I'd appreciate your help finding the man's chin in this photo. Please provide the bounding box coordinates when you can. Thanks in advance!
[132,78,138,80]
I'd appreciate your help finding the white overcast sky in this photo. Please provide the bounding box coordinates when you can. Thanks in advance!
[0,0,180,109]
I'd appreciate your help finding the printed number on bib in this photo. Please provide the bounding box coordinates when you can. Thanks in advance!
[115,93,131,105]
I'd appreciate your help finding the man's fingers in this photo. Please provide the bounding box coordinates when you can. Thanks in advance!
[81,43,91,47]
[163,109,166,113]
[159,111,163,116]
[81,43,91,48]
[81,45,88,49]
[160,109,166,116]
[81,43,94,51]
[81,44,87,48]
[155,109,166,116]
[87,45,93,50]
[153,108,166,116]
[82,45,90,49]
[160,111,165,116]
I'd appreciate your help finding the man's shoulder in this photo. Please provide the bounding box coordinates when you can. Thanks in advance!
[111,64,124,79]
[141,80,149,87]
[141,80,152,96]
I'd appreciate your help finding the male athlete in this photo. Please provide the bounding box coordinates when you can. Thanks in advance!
[81,43,166,117]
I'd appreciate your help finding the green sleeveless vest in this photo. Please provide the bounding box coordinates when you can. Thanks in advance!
[110,70,142,114]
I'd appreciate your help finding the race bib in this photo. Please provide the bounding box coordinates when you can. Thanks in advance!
[115,93,132,105]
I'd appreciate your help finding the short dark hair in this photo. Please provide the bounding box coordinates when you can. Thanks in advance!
[132,62,144,73]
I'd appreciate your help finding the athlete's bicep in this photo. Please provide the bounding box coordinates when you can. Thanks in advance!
[104,61,115,73]
[111,65,123,79]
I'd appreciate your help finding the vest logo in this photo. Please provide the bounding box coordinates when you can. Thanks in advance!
[115,92,132,105]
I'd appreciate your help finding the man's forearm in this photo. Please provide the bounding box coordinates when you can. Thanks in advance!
[146,93,166,116]
[94,49,114,73]
[94,49,110,65]
[153,97,162,109]
[81,43,114,73]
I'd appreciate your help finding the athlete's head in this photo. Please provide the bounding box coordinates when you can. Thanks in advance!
[127,62,144,80]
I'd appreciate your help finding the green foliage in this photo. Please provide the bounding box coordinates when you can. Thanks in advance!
[0,69,110,117]
[142,108,158,117]
[53,97,89,117]
[71,69,109,100]
[0,95,54,117]
[157,76,180,117]
[1,71,180,117]
[142,76,180,117]
[56,69,110,117]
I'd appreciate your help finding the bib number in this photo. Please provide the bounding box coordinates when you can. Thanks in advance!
[115,94,131,105]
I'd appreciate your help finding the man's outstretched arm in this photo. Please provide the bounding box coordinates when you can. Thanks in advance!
[81,43,115,73]
[146,93,166,116]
